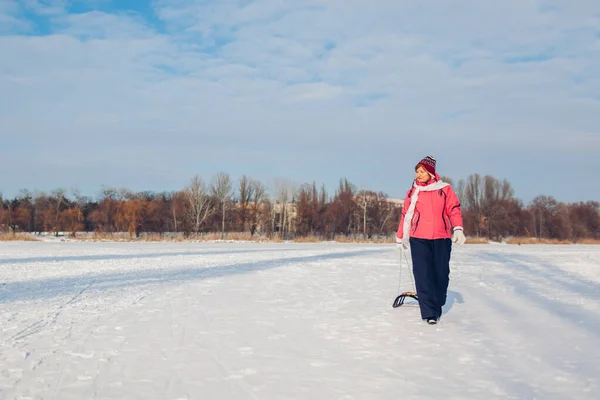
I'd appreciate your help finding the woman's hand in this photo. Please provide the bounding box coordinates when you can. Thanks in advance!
[452,228,466,245]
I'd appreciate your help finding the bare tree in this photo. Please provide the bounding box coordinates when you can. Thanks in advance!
[356,190,376,239]
[464,174,482,213]
[378,196,398,236]
[252,179,266,204]
[249,179,266,236]
[456,178,466,204]
[238,175,255,232]
[169,191,185,233]
[101,186,119,201]
[71,188,90,230]
[273,178,296,238]
[464,174,484,236]
[211,172,233,239]
[185,175,213,235]
[15,189,34,233]
[260,198,275,237]
[529,195,557,239]
[49,188,66,235]
[500,179,514,200]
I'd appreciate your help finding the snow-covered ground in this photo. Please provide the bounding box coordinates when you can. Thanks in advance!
[1,242,599,399]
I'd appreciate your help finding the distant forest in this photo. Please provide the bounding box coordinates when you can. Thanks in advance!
[1,172,598,242]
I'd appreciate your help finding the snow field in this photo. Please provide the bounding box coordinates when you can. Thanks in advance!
[1,242,599,399]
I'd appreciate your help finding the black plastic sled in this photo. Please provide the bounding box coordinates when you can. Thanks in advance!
[392,291,418,308]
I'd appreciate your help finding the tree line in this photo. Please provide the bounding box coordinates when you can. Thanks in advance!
[454,174,599,242]
[1,172,598,242]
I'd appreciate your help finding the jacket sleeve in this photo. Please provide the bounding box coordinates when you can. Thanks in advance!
[396,189,412,239]
[445,185,463,230]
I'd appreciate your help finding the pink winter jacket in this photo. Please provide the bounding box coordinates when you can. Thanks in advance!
[396,176,463,240]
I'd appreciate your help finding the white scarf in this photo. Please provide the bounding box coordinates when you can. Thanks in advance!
[403,179,449,239]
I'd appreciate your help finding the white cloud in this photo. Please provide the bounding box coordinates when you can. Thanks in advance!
[1,0,600,200]
[51,11,156,39]
[0,0,31,33]
[285,82,344,103]
[21,0,68,15]
[0,15,30,34]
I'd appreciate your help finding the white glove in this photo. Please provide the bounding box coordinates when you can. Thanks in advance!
[396,237,409,250]
[452,228,466,245]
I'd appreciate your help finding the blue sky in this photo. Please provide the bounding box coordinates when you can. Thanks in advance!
[1,0,599,203]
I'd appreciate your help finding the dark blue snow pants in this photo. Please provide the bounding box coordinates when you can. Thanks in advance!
[410,238,452,320]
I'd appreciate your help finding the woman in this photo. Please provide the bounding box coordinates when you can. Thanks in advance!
[396,156,465,325]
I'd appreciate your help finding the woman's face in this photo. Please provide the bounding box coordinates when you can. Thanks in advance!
[415,165,431,183]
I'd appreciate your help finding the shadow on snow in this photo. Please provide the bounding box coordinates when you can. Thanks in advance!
[0,247,313,265]
[0,249,384,304]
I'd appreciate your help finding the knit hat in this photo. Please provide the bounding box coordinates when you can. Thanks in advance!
[415,155,436,176]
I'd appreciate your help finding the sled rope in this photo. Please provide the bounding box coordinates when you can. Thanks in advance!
[404,251,416,292]
[392,249,418,308]
[397,249,403,295]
